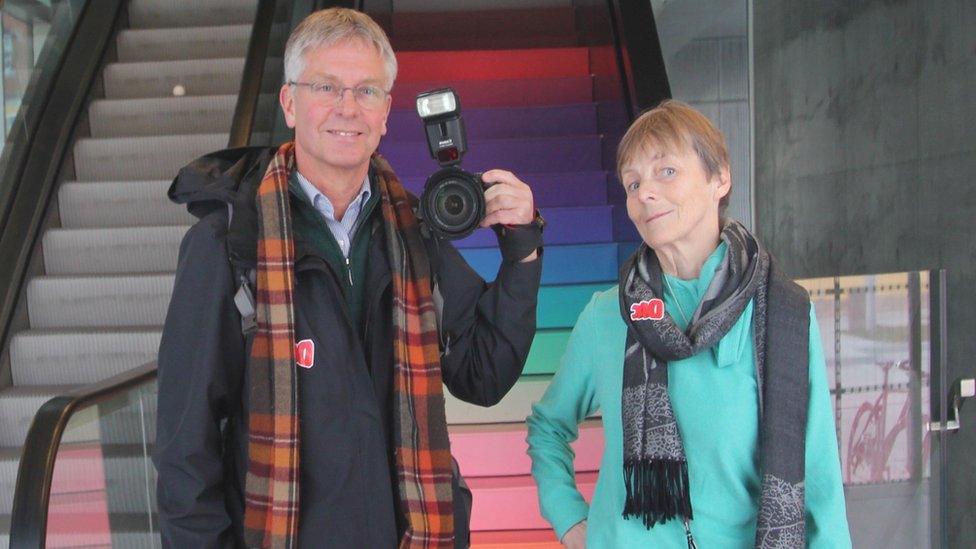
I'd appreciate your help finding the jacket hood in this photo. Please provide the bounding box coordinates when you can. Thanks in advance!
[169,146,275,267]
[168,146,275,219]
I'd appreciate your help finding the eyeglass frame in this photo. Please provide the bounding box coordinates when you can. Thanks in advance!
[287,80,391,109]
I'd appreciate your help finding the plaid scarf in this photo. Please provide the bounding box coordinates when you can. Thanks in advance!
[244,143,454,548]
[618,220,810,548]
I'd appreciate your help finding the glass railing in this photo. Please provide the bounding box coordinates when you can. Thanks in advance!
[0,0,83,234]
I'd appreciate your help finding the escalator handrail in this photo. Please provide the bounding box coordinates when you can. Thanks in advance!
[229,0,279,148]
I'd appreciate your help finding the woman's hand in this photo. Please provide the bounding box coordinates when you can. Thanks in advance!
[561,520,587,549]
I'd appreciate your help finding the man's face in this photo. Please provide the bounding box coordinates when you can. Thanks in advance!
[279,39,392,180]
[621,142,729,252]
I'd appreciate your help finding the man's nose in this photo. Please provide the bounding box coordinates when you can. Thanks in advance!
[335,89,358,114]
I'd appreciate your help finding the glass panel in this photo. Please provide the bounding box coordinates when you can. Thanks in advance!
[649,0,752,228]
[797,272,934,548]
[0,0,81,159]
[0,0,83,219]
[47,381,159,548]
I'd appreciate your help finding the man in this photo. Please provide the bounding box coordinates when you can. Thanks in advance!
[154,8,543,548]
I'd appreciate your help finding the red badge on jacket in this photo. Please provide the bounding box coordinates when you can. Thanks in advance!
[295,339,315,369]
[630,299,665,321]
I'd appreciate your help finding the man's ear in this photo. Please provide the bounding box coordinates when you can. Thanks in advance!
[279,83,296,129]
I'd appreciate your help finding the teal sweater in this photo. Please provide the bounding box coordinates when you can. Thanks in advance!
[526,243,852,548]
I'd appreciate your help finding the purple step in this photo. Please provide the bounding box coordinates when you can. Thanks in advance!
[378,135,603,177]
[611,204,640,242]
[386,103,598,141]
[400,171,610,208]
[454,205,613,248]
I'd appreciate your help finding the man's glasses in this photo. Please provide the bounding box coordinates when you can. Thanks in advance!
[288,80,389,110]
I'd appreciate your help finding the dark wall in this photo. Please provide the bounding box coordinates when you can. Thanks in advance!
[753,0,975,544]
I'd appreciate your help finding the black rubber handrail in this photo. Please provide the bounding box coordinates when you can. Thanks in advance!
[607,0,671,118]
[228,0,279,148]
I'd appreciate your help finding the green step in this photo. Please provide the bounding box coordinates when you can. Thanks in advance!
[523,329,571,375]
[538,282,614,329]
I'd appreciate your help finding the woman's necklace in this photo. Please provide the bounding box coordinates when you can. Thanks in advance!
[663,275,692,327]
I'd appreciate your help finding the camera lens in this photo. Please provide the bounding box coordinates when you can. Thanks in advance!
[444,194,464,216]
[420,167,486,240]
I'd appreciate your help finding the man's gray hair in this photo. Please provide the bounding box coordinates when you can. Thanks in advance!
[283,8,398,89]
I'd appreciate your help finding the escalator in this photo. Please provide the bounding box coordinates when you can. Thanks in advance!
[2,1,667,546]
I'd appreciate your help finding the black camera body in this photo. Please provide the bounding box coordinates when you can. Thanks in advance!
[416,88,486,240]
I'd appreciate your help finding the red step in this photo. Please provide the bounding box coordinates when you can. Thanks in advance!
[396,48,590,82]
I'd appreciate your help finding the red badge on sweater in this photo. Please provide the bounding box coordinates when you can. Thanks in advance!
[295,339,315,369]
[630,299,665,321]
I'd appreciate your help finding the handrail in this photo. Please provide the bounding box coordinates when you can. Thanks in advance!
[10,363,158,548]
[607,0,671,117]
[228,0,279,148]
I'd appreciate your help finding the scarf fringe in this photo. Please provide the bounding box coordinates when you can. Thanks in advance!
[622,458,693,529]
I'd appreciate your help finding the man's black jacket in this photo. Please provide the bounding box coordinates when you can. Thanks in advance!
[153,147,542,548]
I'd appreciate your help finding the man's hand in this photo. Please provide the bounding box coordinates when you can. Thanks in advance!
[561,520,587,549]
[480,169,538,262]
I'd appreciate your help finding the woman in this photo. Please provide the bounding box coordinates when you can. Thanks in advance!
[526,100,851,548]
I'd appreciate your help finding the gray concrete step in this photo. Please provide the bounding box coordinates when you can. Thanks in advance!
[10,329,162,386]
[42,226,188,275]
[117,24,250,62]
[89,95,235,138]
[128,0,257,29]
[103,57,245,99]
[73,133,227,181]
[58,180,194,229]
[26,274,174,330]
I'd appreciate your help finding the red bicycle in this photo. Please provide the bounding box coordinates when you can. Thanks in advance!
[845,359,931,483]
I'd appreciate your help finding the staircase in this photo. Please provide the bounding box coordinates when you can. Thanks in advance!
[0,0,259,546]
[373,3,636,545]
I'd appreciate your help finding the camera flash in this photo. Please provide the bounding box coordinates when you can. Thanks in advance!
[416,90,458,119]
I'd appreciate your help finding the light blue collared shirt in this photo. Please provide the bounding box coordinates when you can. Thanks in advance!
[295,170,371,258]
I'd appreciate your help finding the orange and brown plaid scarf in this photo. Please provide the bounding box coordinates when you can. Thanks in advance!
[243,142,454,548]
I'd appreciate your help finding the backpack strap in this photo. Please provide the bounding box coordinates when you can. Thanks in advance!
[227,202,258,337]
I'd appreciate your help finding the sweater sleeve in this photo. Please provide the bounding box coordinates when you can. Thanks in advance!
[525,294,601,540]
[804,304,853,548]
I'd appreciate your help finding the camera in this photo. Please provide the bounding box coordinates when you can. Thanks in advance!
[416,88,486,240]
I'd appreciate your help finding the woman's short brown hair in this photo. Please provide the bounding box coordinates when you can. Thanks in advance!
[616,99,731,211]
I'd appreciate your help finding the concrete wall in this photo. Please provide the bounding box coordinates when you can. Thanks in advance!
[753,0,975,545]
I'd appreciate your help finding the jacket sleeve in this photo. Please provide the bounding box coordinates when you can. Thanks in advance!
[525,295,600,539]
[804,304,853,548]
[153,212,245,548]
[430,235,542,407]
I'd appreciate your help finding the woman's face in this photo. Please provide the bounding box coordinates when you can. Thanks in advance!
[621,142,730,252]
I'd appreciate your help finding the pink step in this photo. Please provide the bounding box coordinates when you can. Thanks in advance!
[450,422,604,478]
[468,472,598,531]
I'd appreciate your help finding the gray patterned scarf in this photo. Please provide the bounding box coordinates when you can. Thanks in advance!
[618,220,810,548]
